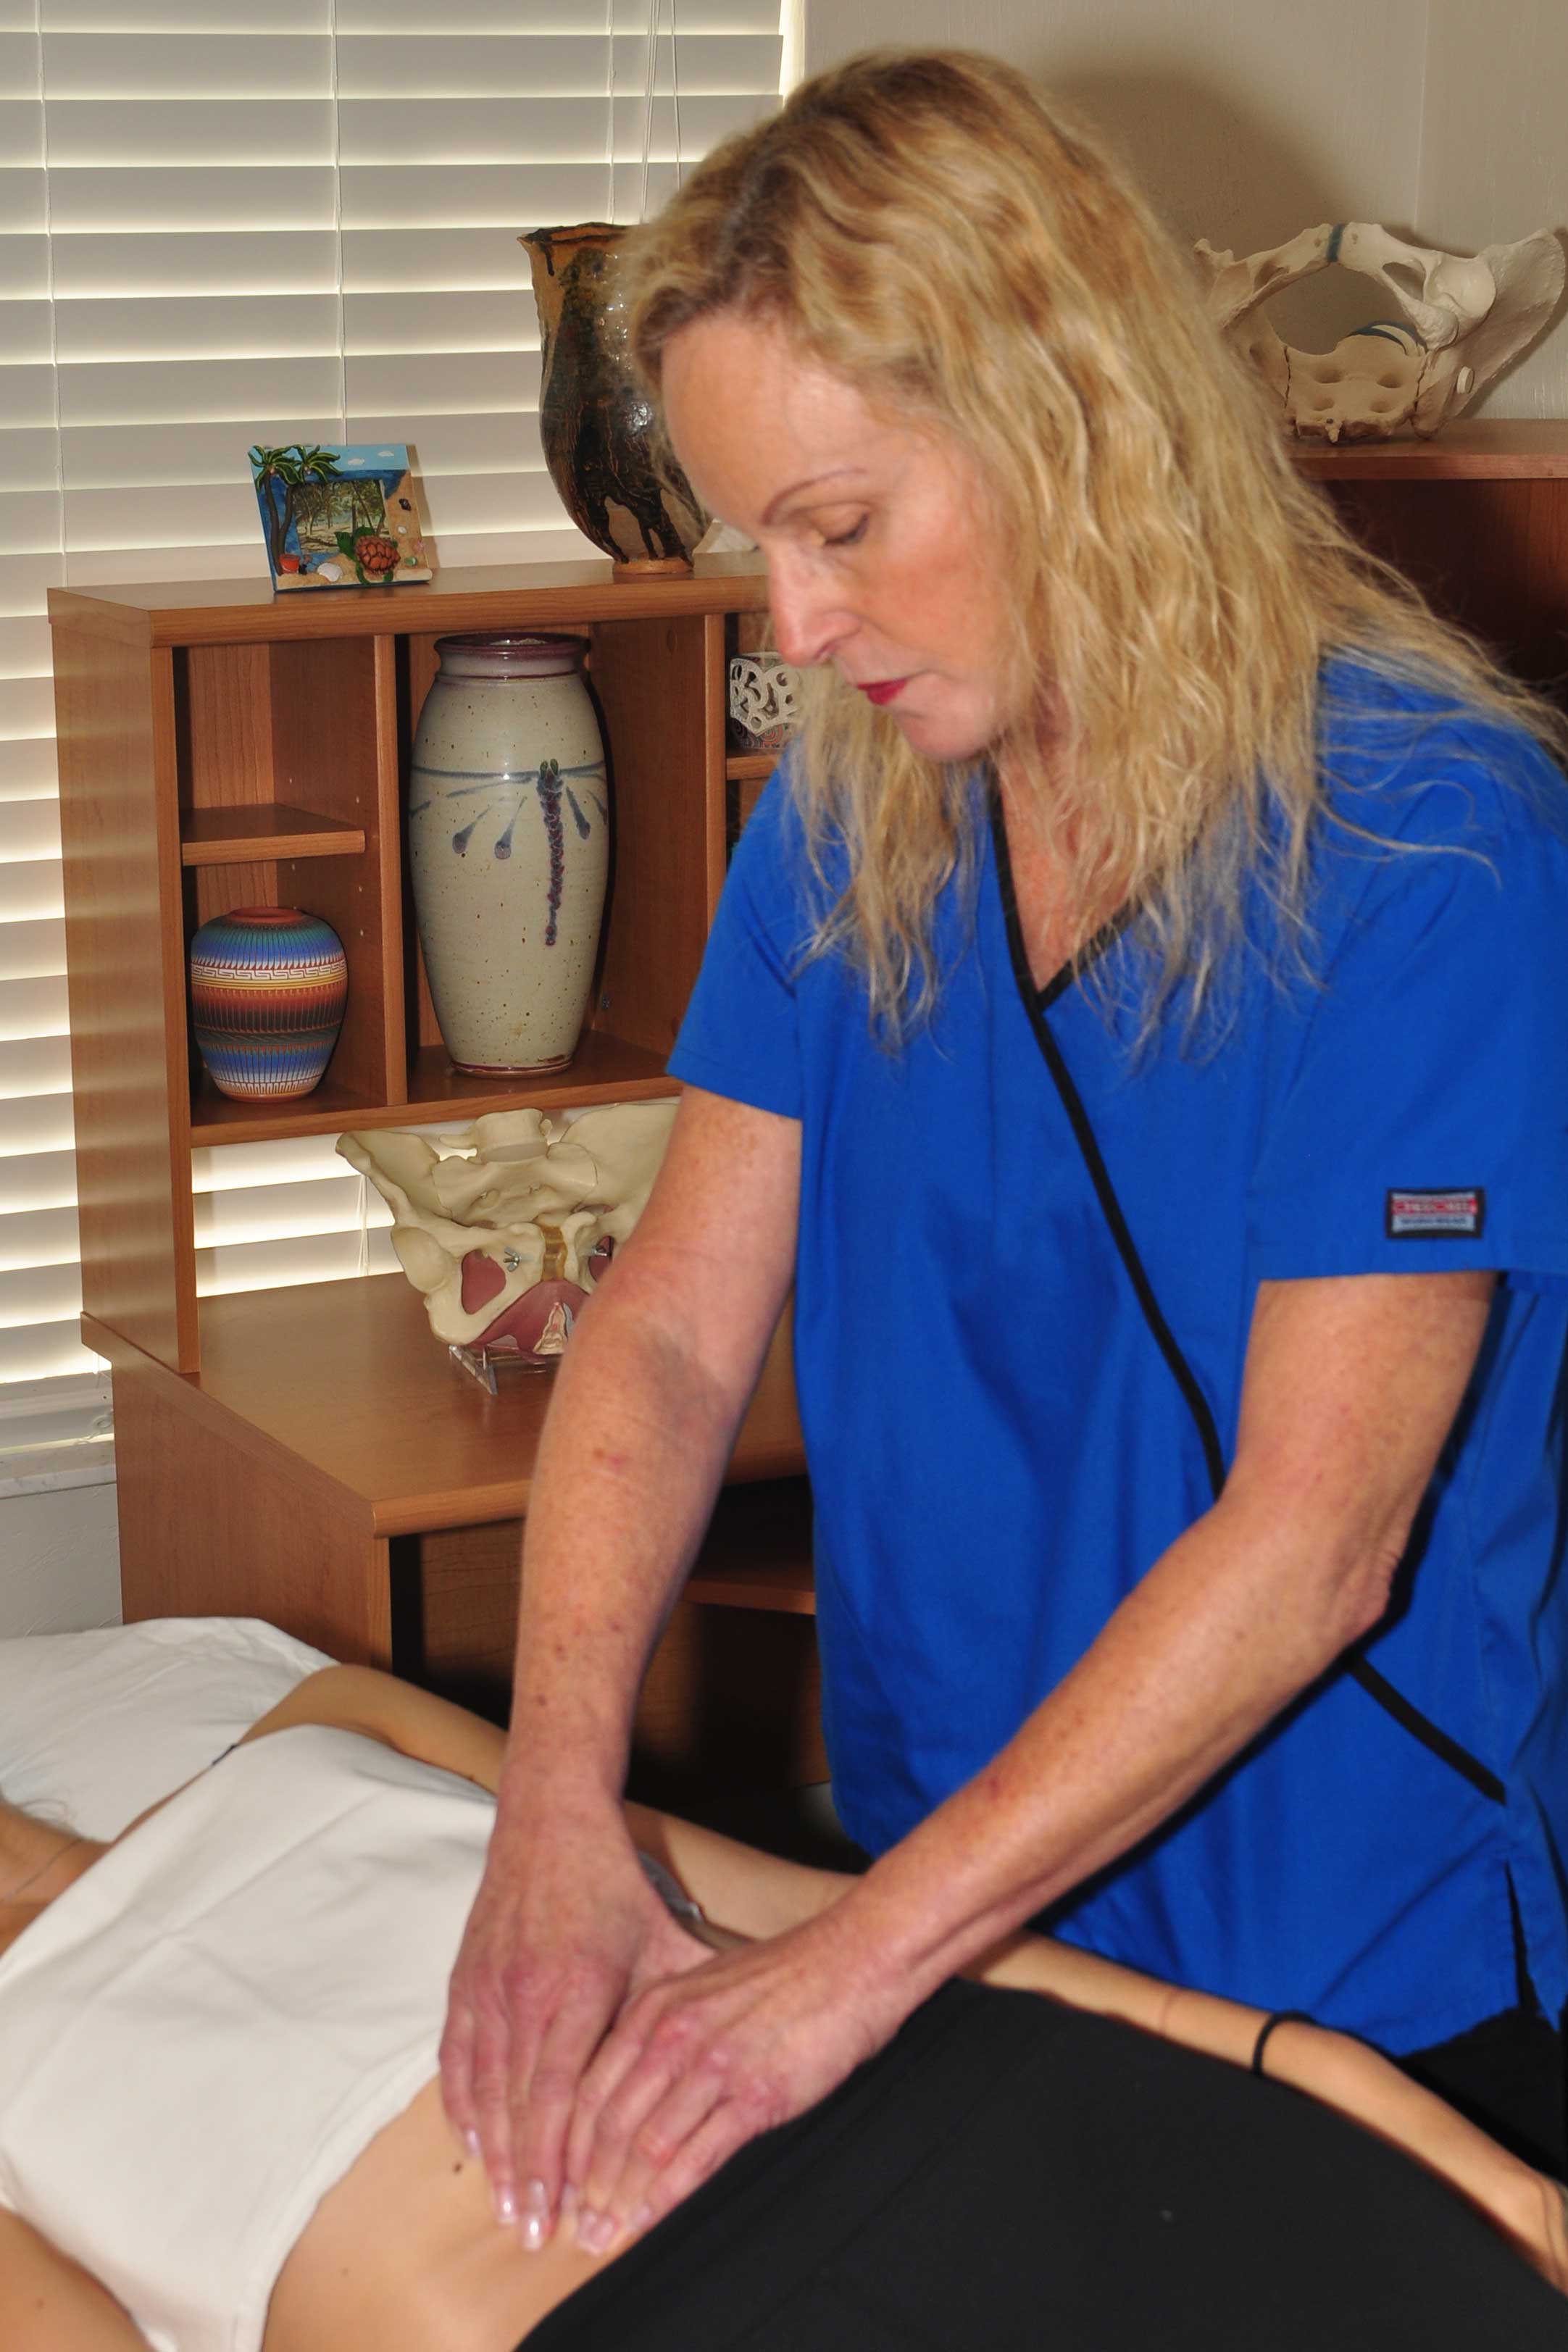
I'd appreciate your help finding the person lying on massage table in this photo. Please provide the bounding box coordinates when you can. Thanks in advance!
[1,1662,1564,2352]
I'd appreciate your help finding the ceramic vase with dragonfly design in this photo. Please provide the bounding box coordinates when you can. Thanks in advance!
[409,634,609,1074]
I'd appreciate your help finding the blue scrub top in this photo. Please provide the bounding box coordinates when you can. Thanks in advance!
[668,660,1568,2053]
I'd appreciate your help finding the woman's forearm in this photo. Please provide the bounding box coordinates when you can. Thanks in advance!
[814,1275,1496,2019]
[649,1824,1567,2291]
[498,1266,754,1817]
[819,1485,1383,2014]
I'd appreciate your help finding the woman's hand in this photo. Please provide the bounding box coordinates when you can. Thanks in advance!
[439,1810,710,2247]
[562,1906,912,2253]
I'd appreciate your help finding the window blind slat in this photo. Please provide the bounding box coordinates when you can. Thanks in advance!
[0,235,48,299]
[343,291,529,356]
[338,31,780,99]
[0,1320,99,1384]
[0,803,61,861]
[335,0,780,26]
[341,164,613,228]
[0,918,66,985]
[44,100,338,166]
[0,675,55,738]
[0,490,63,556]
[345,349,538,413]
[58,357,348,426]
[0,301,54,365]
[342,227,541,292]
[0,433,62,496]
[0,1146,75,1214]
[0,1261,82,1329]
[0,1203,79,1273]
[196,1230,396,1296]
[56,294,344,364]
[49,167,338,233]
[0,976,67,1044]
[62,417,354,488]
[0,1036,72,1102]
[0,739,63,799]
[46,0,329,30]
[0,555,64,622]
[64,482,264,552]
[0,170,46,235]
[42,31,333,96]
[0,614,51,677]
[0,859,63,928]
[0,1093,75,1156]
[194,1171,385,1248]
[0,101,44,170]
[0,370,64,433]
[338,98,614,162]
[53,232,342,299]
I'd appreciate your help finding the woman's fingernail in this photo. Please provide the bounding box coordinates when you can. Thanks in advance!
[559,2182,580,2222]
[627,2203,654,2238]
[496,2185,517,2227]
[577,2208,618,2253]
[519,2180,549,2253]
[462,2129,482,2161]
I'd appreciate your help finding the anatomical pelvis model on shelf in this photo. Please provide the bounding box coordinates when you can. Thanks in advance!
[338,1103,675,1368]
[1195,220,1564,441]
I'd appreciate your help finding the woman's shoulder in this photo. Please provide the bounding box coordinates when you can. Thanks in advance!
[1315,651,1568,858]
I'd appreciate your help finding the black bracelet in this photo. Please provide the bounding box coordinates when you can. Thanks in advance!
[1251,2009,1314,2077]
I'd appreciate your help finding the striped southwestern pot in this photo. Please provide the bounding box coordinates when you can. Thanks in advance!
[188,906,349,1101]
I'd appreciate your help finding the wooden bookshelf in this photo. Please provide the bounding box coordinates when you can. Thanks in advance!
[52,559,821,1769]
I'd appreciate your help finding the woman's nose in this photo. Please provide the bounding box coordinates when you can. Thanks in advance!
[767,557,851,670]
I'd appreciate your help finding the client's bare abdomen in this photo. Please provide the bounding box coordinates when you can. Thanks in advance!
[263,2078,634,2352]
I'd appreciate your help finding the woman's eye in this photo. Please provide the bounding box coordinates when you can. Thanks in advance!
[821,514,869,549]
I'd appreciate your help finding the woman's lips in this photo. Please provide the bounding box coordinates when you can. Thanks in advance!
[859,677,910,706]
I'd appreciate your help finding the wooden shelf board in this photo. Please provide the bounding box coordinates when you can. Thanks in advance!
[1295,420,1568,481]
[687,1476,815,1613]
[50,558,772,649]
[404,1028,675,1119]
[188,1030,677,1145]
[188,1273,804,1532]
[725,751,784,781]
[685,1561,817,1613]
[180,801,365,866]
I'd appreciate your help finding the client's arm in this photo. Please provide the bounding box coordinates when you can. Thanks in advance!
[642,1820,1568,2295]
[238,1664,509,1789]
[0,2211,147,2351]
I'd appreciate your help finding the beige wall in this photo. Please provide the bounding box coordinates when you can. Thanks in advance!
[804,0,1567,412]
[1419,0,1568,416]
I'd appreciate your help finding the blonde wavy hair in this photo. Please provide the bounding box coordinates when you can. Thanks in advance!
[625,48,1567,1041]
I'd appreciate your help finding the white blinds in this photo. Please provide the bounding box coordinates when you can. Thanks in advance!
[0,0,783,1386]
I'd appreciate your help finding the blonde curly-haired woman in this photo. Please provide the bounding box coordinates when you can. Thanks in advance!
[443,49,1568,2258]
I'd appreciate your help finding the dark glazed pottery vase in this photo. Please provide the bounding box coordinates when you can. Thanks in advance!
[520,223,706,574]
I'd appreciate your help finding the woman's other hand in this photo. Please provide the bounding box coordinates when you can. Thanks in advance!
[438,1808,709,2247]
[562,1903,909,2253]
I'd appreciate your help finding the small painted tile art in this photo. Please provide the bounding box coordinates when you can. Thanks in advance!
[249,442,434,591]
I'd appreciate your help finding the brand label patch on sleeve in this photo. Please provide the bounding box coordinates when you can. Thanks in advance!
[1385,1187,1485,1239]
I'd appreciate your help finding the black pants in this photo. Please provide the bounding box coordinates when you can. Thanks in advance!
[1401,2002,1567,2179]
[525,1980,1568,2351]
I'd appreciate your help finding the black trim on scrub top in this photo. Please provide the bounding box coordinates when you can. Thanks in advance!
[988,797,1506,1809]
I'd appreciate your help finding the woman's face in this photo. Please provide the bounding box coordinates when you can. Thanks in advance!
[661,314,1018,763]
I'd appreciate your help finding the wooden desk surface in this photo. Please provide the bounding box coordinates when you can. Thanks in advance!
[192,1275,806,1536]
